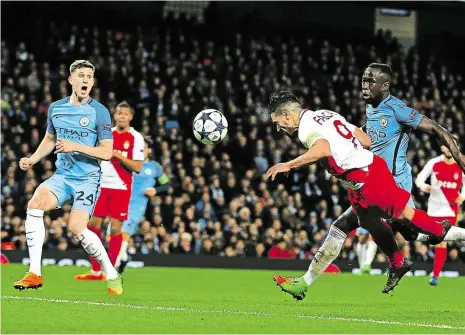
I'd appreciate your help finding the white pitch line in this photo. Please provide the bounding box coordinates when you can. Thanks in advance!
[3,295,465,331]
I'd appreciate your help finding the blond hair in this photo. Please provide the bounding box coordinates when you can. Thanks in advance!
[69,60,95,74]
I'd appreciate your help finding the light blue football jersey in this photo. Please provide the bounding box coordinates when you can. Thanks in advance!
[130,160,165,205]
[365,94,423,178]
[46,97,112,178]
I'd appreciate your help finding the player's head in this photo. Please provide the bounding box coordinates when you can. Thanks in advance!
[143,135,153,160]
[114,101,134,130]
[440,134,460,159]
[268,91,302,137]
[68,60,95,102]
[362,63,393,104]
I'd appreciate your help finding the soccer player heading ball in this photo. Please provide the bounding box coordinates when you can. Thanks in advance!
[14,60,123,295]
[265,90,452,298]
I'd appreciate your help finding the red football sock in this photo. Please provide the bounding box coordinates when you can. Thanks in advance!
[87,225,102,273]
[433,247,447,278]
[411,209,444,237]
[387,251,404,268]
[108,233,123,266]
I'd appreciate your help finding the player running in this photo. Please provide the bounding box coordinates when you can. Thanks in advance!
[14,60,123,295]
[415,135,465,285]
[265,91,452,299]
[75,101,144,281]
[117,137,169,273]
[273,64,465,300]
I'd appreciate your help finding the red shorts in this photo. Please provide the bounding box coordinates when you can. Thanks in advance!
[430,216,458,226]
[93,188,131,221]
[348,155,411,220]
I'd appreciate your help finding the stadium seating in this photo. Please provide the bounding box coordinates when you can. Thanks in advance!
[1,14,464,264]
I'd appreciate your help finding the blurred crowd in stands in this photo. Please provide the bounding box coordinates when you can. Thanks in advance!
[2,14,465,264]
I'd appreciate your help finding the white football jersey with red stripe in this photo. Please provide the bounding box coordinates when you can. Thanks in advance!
[100,127,145,190]
[298,109,373,184]
[415,155,465,217]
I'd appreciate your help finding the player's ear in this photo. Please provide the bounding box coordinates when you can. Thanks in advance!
[68,75,73,86]
[382,81,390,92]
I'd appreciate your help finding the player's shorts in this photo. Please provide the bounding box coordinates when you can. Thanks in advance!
[348,155,411,220]
[122,201,147,236]
[394,172,415,208]
[93,187,131,221]
[430,216,458,226]
[41,173,100,215]
[356,227,369,235]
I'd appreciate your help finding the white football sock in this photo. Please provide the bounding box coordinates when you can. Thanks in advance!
[417,226,465,242]
[363,240,377,267]
[25,208,45,276]
[303,225,346,285]
[75,228,118,280]
[120,241,129,262]
[355,243,365,267]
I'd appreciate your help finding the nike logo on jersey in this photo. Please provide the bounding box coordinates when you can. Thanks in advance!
[120,213,127,216]
[52,114,67,119]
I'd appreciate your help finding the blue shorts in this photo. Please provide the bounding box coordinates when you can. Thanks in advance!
[394,173,415,208]
[42,174,100,215]
[357,227,369,235]
[122,201,147,236]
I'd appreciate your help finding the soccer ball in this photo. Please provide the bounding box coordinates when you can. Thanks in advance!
[192,109,228,145]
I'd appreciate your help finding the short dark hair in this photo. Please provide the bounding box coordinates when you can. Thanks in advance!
[268,91,301,115]
[368,63,393,80]
[69,60,95,74]
[116,100,134,114]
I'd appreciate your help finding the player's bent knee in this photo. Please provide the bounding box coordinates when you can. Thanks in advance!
[68,210,91,235]
[28,187,58,211]
[89,216,103,228]
[333,208,358,234]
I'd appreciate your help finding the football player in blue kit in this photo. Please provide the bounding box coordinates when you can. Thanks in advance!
[14,60,123,295]
[117,137,169,273]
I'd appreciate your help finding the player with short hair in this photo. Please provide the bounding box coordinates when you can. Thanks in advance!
[415,135,465,285]
[117,137,169,273]
[75,101,144,281]
[273,63,465,300]
[14,60,123,295]
[265,91,452,299]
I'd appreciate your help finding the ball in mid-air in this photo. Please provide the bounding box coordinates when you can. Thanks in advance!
[192,109,228,145]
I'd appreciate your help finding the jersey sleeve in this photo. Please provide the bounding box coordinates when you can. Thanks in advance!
[392,103,423,129]
[95,105,113,141]
[415,158,436,191]
[154,162,169,184]
[132,132,145,161]
[298,114,324,149]
[46,104,55,135]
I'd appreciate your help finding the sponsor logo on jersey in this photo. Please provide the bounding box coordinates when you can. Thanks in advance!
[55,127,89,139]
[438,180,458,189]
[379,116,388,128]
[79,117,90,127]
[124,141,130,149]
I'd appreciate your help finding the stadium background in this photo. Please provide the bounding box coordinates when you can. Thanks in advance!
[2,1,465,271]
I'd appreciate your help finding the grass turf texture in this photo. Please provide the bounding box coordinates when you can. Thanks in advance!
[2,264,465,334]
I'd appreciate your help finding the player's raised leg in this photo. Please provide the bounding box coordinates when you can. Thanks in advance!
[69,209,122,295]
[13,186,58,290]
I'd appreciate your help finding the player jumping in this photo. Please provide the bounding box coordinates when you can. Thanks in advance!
[117,137,169,273]
[415,135,465,285]
[265,91,452,299]
[273,64,465,300]
[75,101,144,281]
[14,60,123,295]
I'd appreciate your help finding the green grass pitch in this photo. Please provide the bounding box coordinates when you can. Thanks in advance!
[1,264,465,334]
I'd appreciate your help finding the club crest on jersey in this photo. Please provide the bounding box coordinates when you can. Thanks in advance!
[454,173,459,180]
[123,141,130,150]
[379,116,388,128]
[79,117,90,127]
[145,168,152,175]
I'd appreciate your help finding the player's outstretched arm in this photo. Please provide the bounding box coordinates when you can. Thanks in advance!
[416,117,465,172]
[354,128,371,149]
[56,139,113,161]
[112,152,143,173]
[19,133,56,170]
[265,139,331,181]
[415,158,434,193]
